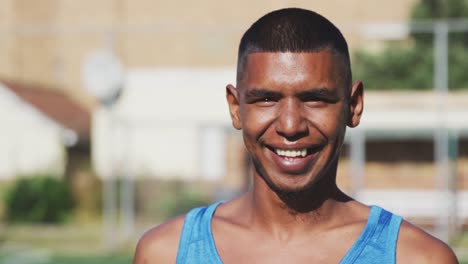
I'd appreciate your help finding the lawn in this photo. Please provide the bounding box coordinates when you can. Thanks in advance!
[0,223,136,264]
[50,255,132,264]
[0,254,132,264]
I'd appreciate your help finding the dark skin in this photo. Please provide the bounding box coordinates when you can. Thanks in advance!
[133,51,458,263]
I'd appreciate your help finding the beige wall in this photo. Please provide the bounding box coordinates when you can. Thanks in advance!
[0,0,17,79]
[0,0,418,105]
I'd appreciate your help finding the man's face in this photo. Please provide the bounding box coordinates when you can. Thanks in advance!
[227,51,363,193]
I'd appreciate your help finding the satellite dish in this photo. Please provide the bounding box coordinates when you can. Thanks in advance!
[82,49,124,106]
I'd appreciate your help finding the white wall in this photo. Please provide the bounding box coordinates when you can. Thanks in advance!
[0,83,66,180]
[92,68,236,180]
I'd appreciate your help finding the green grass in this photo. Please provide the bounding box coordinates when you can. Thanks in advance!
[0,223,136,263]
[0,254,132,264]
[454,231,468,248]
[51,255,132,264]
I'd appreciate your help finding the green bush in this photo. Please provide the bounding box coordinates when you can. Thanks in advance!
[151,181,211,219]
[354,0,468,90]
[4,176,75,224]
[162,190,210,218]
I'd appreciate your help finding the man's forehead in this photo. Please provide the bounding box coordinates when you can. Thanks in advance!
[241,52,342,83]
[244,50,340,66]
[238,50,350,91]
[255,52,302,67]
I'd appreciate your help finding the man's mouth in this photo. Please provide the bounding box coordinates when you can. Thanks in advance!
[275,148,308,158]
[264,145,322,173]
[267,146,322,160]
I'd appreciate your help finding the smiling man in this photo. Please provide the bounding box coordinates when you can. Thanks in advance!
[133,8,458,264]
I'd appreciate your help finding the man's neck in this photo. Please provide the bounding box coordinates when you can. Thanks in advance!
[246,170,352,238]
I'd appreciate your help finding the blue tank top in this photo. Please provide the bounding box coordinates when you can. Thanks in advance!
[176,202,403,264]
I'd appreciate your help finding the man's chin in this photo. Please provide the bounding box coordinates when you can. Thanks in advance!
[266,178,315,196]
[265,177,335,213]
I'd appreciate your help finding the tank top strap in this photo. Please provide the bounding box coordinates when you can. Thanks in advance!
[176,201,223,264]
[382,207,403,261]
[341,205,403,264]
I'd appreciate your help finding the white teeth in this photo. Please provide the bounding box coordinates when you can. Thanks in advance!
[275,148,308,158]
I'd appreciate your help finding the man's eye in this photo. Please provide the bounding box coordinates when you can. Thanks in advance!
[302,96,321,102]
[304,98,328,107]
[255,97,276,106]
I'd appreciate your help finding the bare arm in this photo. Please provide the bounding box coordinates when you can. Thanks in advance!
[133,215,185,264]
[397,221,458,264]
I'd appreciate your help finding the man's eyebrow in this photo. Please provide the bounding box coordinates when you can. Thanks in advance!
[244,88,282,98]
[297,87,339,100]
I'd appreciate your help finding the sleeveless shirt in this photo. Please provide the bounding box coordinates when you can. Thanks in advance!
[176,202,403,264]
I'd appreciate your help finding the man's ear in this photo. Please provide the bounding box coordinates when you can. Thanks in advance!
[226,84,242,130]
[347,80,364,128]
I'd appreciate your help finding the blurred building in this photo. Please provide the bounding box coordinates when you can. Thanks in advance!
[0,80,90,179]
[0,0,421,184]
[342,92,468,226]
[0,0,418,104]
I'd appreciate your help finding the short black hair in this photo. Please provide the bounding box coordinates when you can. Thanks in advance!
[237,8,351,86]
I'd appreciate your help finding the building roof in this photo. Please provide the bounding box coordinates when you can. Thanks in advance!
[1,80,91,144]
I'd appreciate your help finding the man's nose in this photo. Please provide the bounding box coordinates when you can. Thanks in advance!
[275,99,308,141]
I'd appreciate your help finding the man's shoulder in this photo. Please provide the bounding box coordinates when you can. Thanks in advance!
[133,214,186,264]
[397,220,458,263]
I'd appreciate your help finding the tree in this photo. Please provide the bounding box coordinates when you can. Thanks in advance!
[354,0,468,90]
